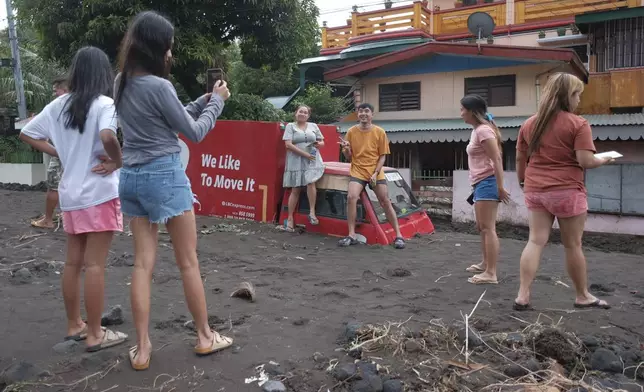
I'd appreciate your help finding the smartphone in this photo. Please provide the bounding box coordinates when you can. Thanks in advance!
[206,68,223,93]
[466,193,475,206]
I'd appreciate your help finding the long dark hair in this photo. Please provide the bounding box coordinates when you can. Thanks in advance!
[460,94,503,150]
[63,46,114,133]
[114,11,175,108]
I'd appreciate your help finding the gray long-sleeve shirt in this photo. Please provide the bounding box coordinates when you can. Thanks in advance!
[115,74,224,166]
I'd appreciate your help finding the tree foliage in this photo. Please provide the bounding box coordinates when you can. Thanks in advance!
[13,0,320,98]
[291,84,349,125]
[219,93,287,122]
[0,26,64,114]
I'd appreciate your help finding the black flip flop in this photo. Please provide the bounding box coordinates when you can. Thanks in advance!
[574,299,611,309]
[513,302,533,311]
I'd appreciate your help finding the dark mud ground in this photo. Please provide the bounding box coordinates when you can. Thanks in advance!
[1,188,643,392]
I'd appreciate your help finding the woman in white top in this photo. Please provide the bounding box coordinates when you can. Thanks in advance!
[20,46,128,352]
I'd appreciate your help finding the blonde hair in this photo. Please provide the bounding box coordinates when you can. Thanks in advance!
[528,72,584,157]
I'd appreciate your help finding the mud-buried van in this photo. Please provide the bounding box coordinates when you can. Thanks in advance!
[180,121,435,246]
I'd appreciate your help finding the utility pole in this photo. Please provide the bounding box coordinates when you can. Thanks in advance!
[5,0,27,120]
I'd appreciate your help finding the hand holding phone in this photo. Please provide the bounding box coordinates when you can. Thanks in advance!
[206,68,223,93]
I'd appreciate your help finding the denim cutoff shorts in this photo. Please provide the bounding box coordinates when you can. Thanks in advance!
[119,153,194,224]
[472,175,499,202]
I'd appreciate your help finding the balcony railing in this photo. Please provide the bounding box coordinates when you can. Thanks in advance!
[321,0,634,50]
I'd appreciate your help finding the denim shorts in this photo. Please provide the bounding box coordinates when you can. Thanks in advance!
[119,153,194,224]
[472,175,499,202]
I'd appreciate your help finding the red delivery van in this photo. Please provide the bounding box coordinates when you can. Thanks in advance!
[180,121,435,245]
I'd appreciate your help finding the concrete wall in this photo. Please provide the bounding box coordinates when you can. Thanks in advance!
[0,163,46,185]
[363,63,557,121]
[451,170,644,236]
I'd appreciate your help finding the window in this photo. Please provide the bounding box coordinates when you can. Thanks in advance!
[366,171,422,223]
[464,75,516,107]
[298,189,367,221]
[590,17,644,72]
[378,82,421,112]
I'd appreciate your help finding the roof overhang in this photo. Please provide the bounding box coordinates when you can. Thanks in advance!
[576,6,644,33]
[324,42,589,83]
[335,114,644,143]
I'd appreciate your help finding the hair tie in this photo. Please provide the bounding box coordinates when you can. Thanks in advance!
[485,113,494,121]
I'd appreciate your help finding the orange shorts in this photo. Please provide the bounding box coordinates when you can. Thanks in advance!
[62,198,123,235]
[524,189,587,219]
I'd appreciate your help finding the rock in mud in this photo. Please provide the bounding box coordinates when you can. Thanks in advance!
[386,268,411,277]
[587,375,643,392]
[344,320,363,342]
[101,305,124,326]
[580,335,599,348]
[533,329,577,368]
[261,380,286,392]
[53,340,79,354]
[333,363,358,381]
[382,379,403,392]
[503,358,540,378]
[356,361,377,377]
[590,348,622,373]
[454,324,483,348]
[351,374,383,392]
[264,362,283,376]
[404,340,422,353]
[505,332,524,345]
[12,267,32,284]
[348,346,363,359]
[0,360,44,385]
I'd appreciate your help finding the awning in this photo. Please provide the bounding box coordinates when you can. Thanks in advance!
[576,6,644,33]
[335,113,644,143]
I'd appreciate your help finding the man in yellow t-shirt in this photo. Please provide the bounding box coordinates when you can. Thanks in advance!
[338,103,405,249]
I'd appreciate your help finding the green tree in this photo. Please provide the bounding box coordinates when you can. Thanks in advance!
[219,93,287,122]
[291,84,349,124]
[0,26,64,114]
[14,0,320,98]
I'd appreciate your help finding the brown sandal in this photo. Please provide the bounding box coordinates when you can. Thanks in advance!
[194,331,233,356]
[129,345,151,371]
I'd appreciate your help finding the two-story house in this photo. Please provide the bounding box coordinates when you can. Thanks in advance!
[298,0,644,235]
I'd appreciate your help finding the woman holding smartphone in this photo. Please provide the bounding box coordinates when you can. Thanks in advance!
[115,11,232,370]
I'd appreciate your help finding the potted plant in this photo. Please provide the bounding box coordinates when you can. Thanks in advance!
[454,0,464,8]
[487,35,494,44]
[557,27,566,36]
[434,5,441,11]
[538,30,546,39]
[571,24,580,34]
[384,0,393,9]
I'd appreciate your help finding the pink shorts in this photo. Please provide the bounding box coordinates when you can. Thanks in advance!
[62,198,124,235]
[524,189,588,218]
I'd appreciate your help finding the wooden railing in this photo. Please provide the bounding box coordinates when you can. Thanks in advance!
[434,2,506,35]
[324,3,431,50]
[321,0,635,50]
[578,68,644,114]
[515,0,628,24]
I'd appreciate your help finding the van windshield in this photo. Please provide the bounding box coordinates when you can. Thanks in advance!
[365,171,422,223]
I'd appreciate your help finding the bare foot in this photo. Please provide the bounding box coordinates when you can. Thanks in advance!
[66,320,87,338]
[31,217,54,229]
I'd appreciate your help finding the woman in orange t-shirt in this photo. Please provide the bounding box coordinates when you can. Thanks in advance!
[460,94,510,285]
[514,73,613,311]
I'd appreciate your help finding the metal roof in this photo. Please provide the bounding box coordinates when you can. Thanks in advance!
[335,113,644,143]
